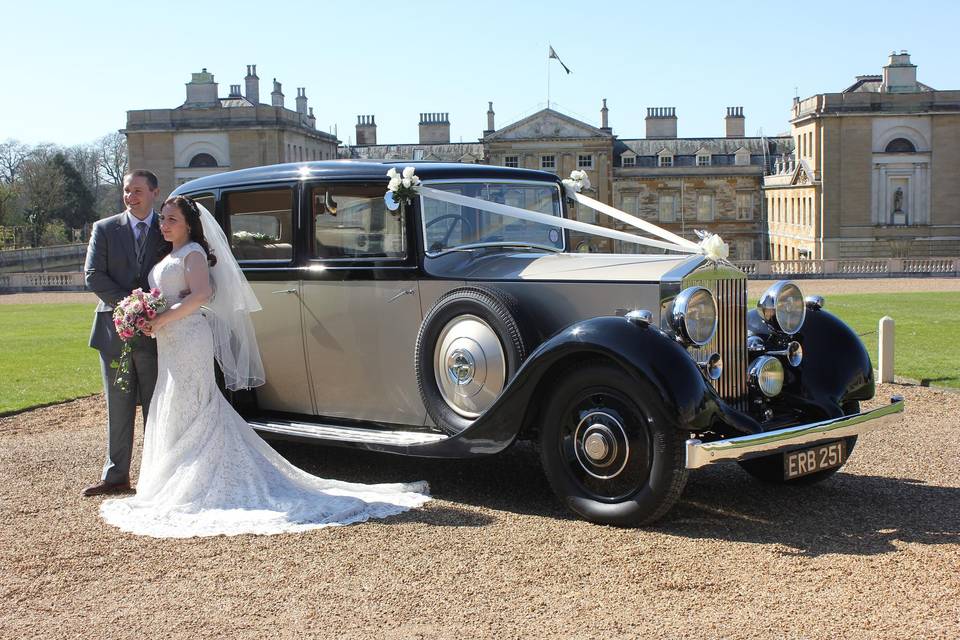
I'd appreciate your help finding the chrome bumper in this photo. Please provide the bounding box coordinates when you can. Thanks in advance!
[685,396,905,469]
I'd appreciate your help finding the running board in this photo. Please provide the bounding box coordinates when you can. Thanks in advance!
[249,419,449,447]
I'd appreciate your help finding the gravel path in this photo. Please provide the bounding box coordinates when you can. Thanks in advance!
[2,384,958,639]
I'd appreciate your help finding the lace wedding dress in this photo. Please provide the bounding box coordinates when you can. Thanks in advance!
[100,242,430,538]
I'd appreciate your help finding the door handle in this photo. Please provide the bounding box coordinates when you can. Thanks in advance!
[387,288,415,303]
[271,288,298,295]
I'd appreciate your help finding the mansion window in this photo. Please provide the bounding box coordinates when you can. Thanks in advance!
[696,154,711,167]
[541,155,556,170]
[696,193,715,222]
[658,193,677,223]
[622,154,636,167]
[736,192,754,220]
[188,153,218,168]
[577,154,593,169]
[658,155,673,168]
[885,138,917,153]
[620,194,639,216]
[504,155,519,168]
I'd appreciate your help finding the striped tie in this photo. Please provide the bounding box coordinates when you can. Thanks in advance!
[136,221,147,262]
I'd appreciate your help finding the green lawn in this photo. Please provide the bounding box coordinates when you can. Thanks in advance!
[0,303,102,414]
[821,292,960,388]
[1,291,958,415]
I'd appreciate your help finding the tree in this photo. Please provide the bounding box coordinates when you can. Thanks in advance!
[0,139,30,184]
[18,155,66,247]
[51,153,95,229]
[97,132,128,187]
[0,181,19,226]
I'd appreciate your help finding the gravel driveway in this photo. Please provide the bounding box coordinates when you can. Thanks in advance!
[2,383,958,639]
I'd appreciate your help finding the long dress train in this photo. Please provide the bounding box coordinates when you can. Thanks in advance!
[100,242,429,537]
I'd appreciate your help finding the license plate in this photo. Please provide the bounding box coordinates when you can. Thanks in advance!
[783,440,846,480]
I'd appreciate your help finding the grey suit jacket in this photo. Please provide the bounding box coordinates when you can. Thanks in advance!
[85,210,163,355]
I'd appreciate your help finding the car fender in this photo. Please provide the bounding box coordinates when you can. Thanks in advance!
[751,308,875,420]
[411,315,756,457]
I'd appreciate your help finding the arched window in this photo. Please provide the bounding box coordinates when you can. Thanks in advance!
[885,138,916,153]
[188,153,218,168]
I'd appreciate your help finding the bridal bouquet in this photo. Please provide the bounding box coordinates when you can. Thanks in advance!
[111,288,166,392]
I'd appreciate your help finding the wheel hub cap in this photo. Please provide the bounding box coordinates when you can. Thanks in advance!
[573,411,630,479]
[434,315,506,419]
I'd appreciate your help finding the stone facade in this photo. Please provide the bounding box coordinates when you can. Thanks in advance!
[124,66,340,195]
[764,52,960,259]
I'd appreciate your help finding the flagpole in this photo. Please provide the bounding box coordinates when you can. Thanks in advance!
[547,50,551,109]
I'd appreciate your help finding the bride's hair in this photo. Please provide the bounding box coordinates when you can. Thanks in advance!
[159,196,218,267]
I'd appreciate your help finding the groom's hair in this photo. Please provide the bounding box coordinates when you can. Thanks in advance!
[124,169,159,191]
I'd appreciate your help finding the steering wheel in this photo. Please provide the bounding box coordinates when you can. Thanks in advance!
[426,214,475,248]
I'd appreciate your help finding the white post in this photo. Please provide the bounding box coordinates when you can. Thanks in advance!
[879,316,895,383]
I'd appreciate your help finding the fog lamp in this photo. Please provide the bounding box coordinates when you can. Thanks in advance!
[786,341,803,367]
[701,353,723,380]
[749,356,784,397]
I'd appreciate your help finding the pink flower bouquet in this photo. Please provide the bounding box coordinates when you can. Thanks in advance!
[111,288,166,392]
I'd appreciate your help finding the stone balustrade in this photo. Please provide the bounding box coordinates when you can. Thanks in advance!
[734,256,960,279]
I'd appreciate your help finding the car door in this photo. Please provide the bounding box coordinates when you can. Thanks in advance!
[299,181,426,426]
[220,183,315,415]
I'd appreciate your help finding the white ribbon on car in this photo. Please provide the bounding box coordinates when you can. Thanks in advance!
[418,186,703,255]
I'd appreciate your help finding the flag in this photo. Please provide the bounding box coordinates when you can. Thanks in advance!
[548,45,571,74]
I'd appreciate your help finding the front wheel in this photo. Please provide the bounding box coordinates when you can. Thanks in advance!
[539,362,688,526]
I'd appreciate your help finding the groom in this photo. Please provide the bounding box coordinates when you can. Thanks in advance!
[82,169,163,497]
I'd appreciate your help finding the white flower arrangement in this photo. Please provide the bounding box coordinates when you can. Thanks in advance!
[696,230,730,263]
[387,166,422,208]
[561,169,591,194]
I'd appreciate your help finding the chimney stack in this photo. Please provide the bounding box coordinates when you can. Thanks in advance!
[484,102,495,136]
[724,106,745,137]
[296,88,308,116]
[645,107,677,139]
[184,68,218,107]
[271,78,284,108]
[356,115,377,145]
[419,112,450,144]
[229,84,242,97]
[881,50,918,93]
[307,107,316,129]
[600,98,610,132]
[245,65,259,104]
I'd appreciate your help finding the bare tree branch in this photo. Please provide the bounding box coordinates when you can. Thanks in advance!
[96,132,128,186]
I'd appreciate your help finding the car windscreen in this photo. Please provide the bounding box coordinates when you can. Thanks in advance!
[421,181,564,254]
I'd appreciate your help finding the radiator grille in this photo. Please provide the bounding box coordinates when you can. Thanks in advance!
[682,269,749,411]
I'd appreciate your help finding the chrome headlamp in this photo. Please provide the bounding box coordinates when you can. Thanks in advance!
[758,280,806,335]
[671,286,718,347]
[749,355,784,397]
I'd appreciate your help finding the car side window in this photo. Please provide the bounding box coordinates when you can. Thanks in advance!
[223,187,294,262]
[311,184,405,260]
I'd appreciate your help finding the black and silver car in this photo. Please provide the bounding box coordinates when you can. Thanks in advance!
[171,161,904,526]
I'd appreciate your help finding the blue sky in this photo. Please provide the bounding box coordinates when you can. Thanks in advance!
[2,0,957,147]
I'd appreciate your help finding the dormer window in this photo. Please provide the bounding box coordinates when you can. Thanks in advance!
[696,153,711,166]
[658,151,674,168]
[621,152,636,167]
[734,147,751,166]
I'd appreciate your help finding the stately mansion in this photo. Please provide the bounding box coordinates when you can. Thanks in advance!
[124,52,958,260]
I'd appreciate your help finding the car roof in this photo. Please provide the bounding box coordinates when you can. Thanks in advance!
[172,160,563,193]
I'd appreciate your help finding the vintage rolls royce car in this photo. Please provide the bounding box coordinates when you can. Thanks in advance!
[170,161,904,526]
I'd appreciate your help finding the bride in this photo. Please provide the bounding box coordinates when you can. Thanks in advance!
[99,196,429,538]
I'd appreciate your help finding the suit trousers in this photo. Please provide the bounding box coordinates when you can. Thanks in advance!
[99,346,158,484]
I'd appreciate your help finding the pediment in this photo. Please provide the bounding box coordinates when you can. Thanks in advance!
[694,146,712,156]
[791,160,815,185]
[485,108,610,141]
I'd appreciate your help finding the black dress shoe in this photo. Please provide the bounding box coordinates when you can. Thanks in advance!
[82,479,133,497]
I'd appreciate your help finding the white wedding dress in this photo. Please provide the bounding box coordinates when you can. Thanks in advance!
[100,242,430,538]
